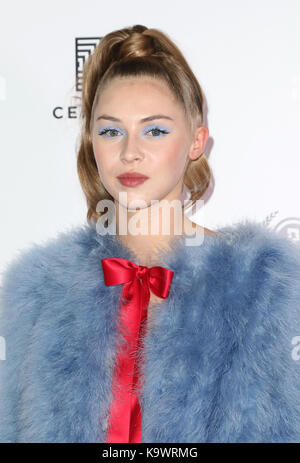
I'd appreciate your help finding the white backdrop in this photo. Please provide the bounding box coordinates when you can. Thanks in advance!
[1,0,300,279]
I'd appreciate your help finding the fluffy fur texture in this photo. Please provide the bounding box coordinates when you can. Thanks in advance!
[0,218,300,443]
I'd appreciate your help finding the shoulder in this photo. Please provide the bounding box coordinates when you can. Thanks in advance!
[195,218,300,331]
[0,223,99,323]
[207,217,300,274]
[214,218,300,356]
[225,218,300,288]
[2,222,98,281]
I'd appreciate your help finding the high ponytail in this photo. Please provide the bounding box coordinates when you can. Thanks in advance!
[77,24,211,224]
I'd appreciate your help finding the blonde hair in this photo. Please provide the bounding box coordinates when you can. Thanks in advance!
[77,24,211,224]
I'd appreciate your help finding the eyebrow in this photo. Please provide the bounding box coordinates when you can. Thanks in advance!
[95,114,174,123]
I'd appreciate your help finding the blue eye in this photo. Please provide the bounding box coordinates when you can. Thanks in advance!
[143,125,170,137]
[97,125,170,138]
[98,127,123,138]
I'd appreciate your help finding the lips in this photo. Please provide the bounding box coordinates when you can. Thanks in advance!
[117,172,148,180]
[117,176,148,187]
[117,172,149,187]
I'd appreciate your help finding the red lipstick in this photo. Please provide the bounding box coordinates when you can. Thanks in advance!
[117,172,149,187]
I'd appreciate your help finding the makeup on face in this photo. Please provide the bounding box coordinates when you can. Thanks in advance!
[117,176,148,187]
[97,124,171,139]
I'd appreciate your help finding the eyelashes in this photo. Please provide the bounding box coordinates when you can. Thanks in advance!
[97,125,170,138]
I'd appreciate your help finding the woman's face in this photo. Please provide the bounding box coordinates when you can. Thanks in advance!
[91,76,201,210]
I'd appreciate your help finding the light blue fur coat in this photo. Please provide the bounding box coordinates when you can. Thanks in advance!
[1,218,300,443]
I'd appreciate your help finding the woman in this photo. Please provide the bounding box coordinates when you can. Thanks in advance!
[1,24,300,443]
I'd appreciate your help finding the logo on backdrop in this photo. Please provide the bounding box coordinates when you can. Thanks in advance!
[273,217,300,243]
[52,37,101,119]
[75,37,101,92]
[263,211,300,245]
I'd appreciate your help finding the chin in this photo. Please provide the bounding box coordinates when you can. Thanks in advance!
[115,192,149,209]
[127,199,152,211]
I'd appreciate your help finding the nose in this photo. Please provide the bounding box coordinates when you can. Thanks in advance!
[120,131,144,164]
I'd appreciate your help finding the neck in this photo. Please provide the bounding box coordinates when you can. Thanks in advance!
[114,200,204,266]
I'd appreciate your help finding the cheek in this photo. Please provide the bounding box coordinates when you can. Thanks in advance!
[159,141,187,174]
[92,140,100,166]
[92,144,111,177]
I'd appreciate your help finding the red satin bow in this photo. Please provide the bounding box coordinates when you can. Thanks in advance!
[101,257,174,443]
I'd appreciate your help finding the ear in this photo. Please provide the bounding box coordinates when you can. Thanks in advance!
[188,126,209,161]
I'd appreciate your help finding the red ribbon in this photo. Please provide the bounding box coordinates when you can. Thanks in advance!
[101,257,174,443]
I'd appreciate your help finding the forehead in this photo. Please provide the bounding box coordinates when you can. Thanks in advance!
[97,76,177,104]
